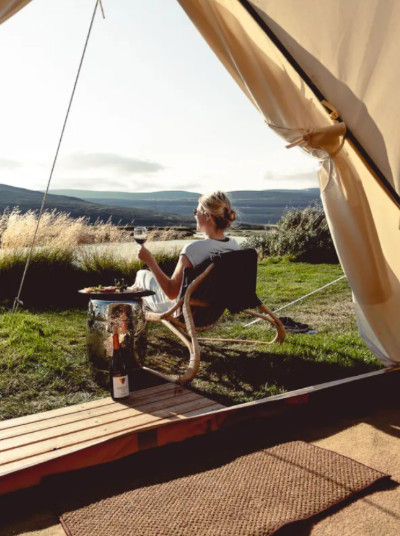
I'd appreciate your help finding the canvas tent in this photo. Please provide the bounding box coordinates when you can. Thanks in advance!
[1,0,399,365]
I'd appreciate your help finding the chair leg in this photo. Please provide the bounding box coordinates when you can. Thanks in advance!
[159,319,200,385]
[197,336,276,345]
[161,319,193,352]
[197,305,285,345]
[180,297,201,384]
[244,304,286,343]
[143,270,209,384]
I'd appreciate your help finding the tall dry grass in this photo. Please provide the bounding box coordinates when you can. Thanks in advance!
[0,208,131,249]
[146,227,194,241]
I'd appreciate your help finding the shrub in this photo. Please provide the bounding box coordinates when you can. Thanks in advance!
[0,248,180,308]
[243,205,338,263]
[0,248,81,308]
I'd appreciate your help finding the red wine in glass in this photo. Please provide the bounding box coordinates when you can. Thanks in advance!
[133,227,147,245]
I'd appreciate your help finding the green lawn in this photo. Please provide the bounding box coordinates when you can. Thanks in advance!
[0,259,382,420]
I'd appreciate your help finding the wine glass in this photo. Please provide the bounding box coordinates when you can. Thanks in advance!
[133,226,147,246]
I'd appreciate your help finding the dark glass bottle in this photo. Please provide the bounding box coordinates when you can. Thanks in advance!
[110,325,129,400]
[120,331,134,392]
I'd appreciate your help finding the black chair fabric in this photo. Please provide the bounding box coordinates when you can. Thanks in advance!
[179,249,261,327]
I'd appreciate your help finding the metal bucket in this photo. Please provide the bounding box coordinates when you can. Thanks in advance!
[87,298,147,388]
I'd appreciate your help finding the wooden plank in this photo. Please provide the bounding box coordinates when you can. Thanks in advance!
[0,402,224,477]
[0,391,201,452]
[0,385,186,441]
[0,382,175,431]
[1,366,397,497]
[222,367,398,410]
[183,404,225,417]
[0,409,226,497]
[0,397,219,471]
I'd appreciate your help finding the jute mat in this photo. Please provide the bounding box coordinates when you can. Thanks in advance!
[59,440,388,536]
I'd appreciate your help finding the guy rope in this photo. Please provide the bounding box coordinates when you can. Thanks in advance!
[12,0,105,312]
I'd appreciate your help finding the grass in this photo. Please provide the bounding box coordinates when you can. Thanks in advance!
[0,258,382,420]
[0,208,130,249]
[145,259,380,405]
[0,247,179,307]
[0,309,104,420]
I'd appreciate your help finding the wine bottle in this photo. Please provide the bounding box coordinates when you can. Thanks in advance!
[110,325,129,400]
[121,331,136,392]
[120,313,135,392]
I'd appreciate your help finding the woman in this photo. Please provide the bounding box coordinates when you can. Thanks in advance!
[134,191,239,313]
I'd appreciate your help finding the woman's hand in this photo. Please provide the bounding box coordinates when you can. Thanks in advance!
[137,245,154,266]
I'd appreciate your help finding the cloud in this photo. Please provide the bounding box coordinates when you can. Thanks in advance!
[60,152,164,175]
[53,177,137,190]
[52,176,202,193]
[0,158,22,170]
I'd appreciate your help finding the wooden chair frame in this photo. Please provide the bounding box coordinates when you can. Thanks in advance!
[145,263,286,384]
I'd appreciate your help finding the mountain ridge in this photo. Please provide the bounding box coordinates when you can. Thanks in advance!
[51,187,320,200]
[51,187,321,224]
[0,183,321,225]
[0,184,190,226]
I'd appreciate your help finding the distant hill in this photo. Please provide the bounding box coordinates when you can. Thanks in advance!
[51,188,321,224]
[0,184,190,226]
[51,190,201,201]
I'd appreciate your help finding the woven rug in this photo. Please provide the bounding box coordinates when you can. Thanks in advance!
[59,441,388,536]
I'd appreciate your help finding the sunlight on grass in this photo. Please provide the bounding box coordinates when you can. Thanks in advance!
[0,208,130,249]
[0,310,106,419]
[144,260,381,406]
[0,258,382,419]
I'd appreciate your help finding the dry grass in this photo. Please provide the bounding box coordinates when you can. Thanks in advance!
[146,228,194,241]
[0,208,131,249]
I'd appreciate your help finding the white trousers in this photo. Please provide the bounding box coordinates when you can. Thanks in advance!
[134,269,176,314]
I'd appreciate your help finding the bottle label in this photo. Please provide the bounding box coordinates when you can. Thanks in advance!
[112,375,129,398]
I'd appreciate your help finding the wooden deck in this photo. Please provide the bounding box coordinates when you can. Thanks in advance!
[0,382,224,496]
[1,366,399,497]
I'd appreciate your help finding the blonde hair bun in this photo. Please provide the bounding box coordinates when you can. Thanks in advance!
[199,191,237,229]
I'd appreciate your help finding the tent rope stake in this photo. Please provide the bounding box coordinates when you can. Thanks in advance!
[12,0,103,313]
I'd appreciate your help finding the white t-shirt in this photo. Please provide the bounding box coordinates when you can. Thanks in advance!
[180,237,240,267]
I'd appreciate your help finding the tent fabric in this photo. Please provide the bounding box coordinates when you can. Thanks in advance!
[0,0,32,24]
[177,0,400,365]
[248,0,400,196]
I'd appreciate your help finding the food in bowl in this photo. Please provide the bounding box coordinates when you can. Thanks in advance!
[81,285,118,294]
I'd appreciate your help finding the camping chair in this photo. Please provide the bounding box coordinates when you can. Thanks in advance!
[145,249,286,384]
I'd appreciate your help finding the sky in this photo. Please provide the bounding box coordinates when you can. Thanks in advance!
[0,0,319,193]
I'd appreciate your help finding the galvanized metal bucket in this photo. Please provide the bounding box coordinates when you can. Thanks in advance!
[86,298,147,387]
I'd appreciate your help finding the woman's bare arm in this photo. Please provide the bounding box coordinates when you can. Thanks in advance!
[138,246,192,299]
